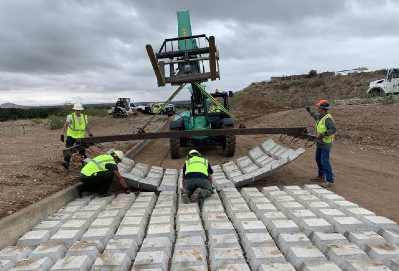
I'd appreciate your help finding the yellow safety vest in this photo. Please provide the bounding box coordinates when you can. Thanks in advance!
[316,113,334,143]
[185,156,209,176]
[81,154,116,177]
[67,113,88,139]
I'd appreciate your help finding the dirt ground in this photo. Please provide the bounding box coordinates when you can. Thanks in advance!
[0,102,398,223]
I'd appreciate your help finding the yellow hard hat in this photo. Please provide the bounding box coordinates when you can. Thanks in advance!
[112,150,124,160]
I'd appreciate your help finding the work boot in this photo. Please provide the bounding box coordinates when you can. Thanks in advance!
[61,161,69,169]
[322,181,334,187]
[76,186,83,198]
[100,192,113,197]
[310,176,324,182]
[190,188,202,203]
[181,189,190,204]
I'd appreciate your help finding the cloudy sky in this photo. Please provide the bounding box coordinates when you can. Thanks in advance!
[0,0,397,105]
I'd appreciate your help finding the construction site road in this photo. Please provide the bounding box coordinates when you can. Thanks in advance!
[0,102,398,223]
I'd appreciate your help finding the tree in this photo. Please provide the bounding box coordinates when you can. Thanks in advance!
[308,70,317,77]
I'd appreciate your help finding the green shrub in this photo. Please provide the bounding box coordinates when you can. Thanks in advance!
[309,70,317,77]
[278,83,291,91]
[48,115,64,130]
[309,79,325,88]
[381,94,397,105]
[84,107,108,117]
[30,119,43,126]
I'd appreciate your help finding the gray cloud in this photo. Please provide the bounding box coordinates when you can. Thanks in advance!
[0,0,397,105]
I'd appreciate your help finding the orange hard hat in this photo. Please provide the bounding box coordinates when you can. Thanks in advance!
[316,100,327,106]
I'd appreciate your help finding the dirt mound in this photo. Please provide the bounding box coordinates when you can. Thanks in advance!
[232,93,281,113]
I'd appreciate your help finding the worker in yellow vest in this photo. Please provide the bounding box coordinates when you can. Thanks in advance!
[60,103,93,169]
[306,100,337,187]
[77,150,130,197]
[181,149,214,204]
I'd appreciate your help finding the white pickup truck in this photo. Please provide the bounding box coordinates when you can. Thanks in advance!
[367,68,399,95]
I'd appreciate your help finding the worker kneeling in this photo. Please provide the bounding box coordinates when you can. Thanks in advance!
[181,149,214,204]
[77,150,131,198]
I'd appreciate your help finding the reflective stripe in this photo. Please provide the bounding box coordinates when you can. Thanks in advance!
[185,157,209,176]
[88,158,115,170]
[81,154,116,176]
[186,159,207,167]
[316,113,334,143]
[69,114,87,131]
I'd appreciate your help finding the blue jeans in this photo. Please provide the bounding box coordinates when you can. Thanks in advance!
[316,147,334,183]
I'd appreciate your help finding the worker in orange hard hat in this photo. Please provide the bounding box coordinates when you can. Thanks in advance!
[306,100,337,187]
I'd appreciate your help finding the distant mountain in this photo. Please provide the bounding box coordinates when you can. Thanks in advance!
[0,103,29,109]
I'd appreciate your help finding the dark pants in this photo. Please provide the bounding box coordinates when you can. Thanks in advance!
[79,170,114,195]
[64,136,86,162]
[185,178,213,199]
[316,147,334,183]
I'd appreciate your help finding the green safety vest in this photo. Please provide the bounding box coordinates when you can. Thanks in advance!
[316,113,334,143]
[185,156,209,176]
[81,154,116,177]
[67,113,88,139]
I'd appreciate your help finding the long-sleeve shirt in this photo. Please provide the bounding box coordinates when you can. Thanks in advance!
[308,110,337,149]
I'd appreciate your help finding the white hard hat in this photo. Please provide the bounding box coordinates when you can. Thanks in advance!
[112,150,124,160]
[189,149,201,156]
[73,103,84,110]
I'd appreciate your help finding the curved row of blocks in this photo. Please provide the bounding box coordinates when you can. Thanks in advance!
[1,185,399,271]
[116,138,305,191]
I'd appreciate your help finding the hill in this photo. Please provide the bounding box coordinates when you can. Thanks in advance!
[0,103,28,109]
[233,70,387,108]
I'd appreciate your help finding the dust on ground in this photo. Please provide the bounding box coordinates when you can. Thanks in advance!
[0,114,166,219]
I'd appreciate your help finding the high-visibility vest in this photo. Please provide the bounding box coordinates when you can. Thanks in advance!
[316,113,334,143]
[81,154,116,177]
[185,156,209,176]
[67,113,88,139]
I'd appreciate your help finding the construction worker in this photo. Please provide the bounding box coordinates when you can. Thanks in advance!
[77,150,131,197]
[181,149,214,204]
[306,100,337,187]
[60,103,93,169]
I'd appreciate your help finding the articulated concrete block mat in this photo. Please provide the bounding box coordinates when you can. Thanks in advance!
[5,185,399,271]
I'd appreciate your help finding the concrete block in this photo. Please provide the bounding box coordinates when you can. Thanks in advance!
[346,259,390,271]
[249,146,277,168]
[365,243,399,268]
[60,220,90,231]
[286,209,316,224]
[215,263,250,271]
[140,237,172,257]
[175,236,206,255]
[29,242,67,263]
[208,222,236,236]
[296,195,320,206]
[125,208,149,218]
[171,249,206,270]
[361,216,399,232]
[300,261,343,271]
[241,232,275,252]
[133,251,169,270]
[310,231,349,254]
[203,205,225,216]
[46,213,73,223]
[237,156,259,174]
[150,216,173,226]
[66,241,100,262]
[319,193,345,202]
[90,197,113,206]
[299,218,334,236]
[114,226,144,245]
[346,231,386,250]
[379,229,399,245]
[97,210,123,220]
[177,205,200,215]
[276,201,305,215]
[343,208,376,219]
[222,161,243,180]
[177,214,201,227]
[209,234,239,250]
[306,201,331,211]
[9,257,53,271]
[81,227,114,248]
[79,204,104,215]
[309,188,333,196]
[91,253,130,271]
[277,233,312,254]
[247,246,286,270]
[236,220,268,236]
[268,220,299,239]
[225,204,251,217]
[390,259,399,271]
[120,216,145,227]
[271,195,295,204]
[50,255,93,271]
[57,205,83,214]
[326,243,369,270]
[177,223,205,240]
[232,212,258,228]
[155,201,176,211]
[258,262,295,271]
[314,208,346,222]
[31,220,62,236]
[252,204,277,216]
[106,201,130,212]
[70,212,97,223]
[210,247,246,271]
[0,246,33,263]
[203,198,223,207]
[330,217,367,234]
[330,200,359,210]
[204,213,229,230]
[226,198,246,205]
[103,239,137,260]
[147,223,174,242]
[248,198,271,209]
[0,260,13,271]
[16,230,51,246]
[260,212,287,226]
[49,230,84,248]
[286,245,326,269]
[213,178,235,191]
[260,186,280,193]
[172,266,206,271]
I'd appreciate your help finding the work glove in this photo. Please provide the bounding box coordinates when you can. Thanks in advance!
[89,133,93,137]
[124,187,131,194]
[305,105,311,112]
[316,133,324,139]
[60,135,64,142]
